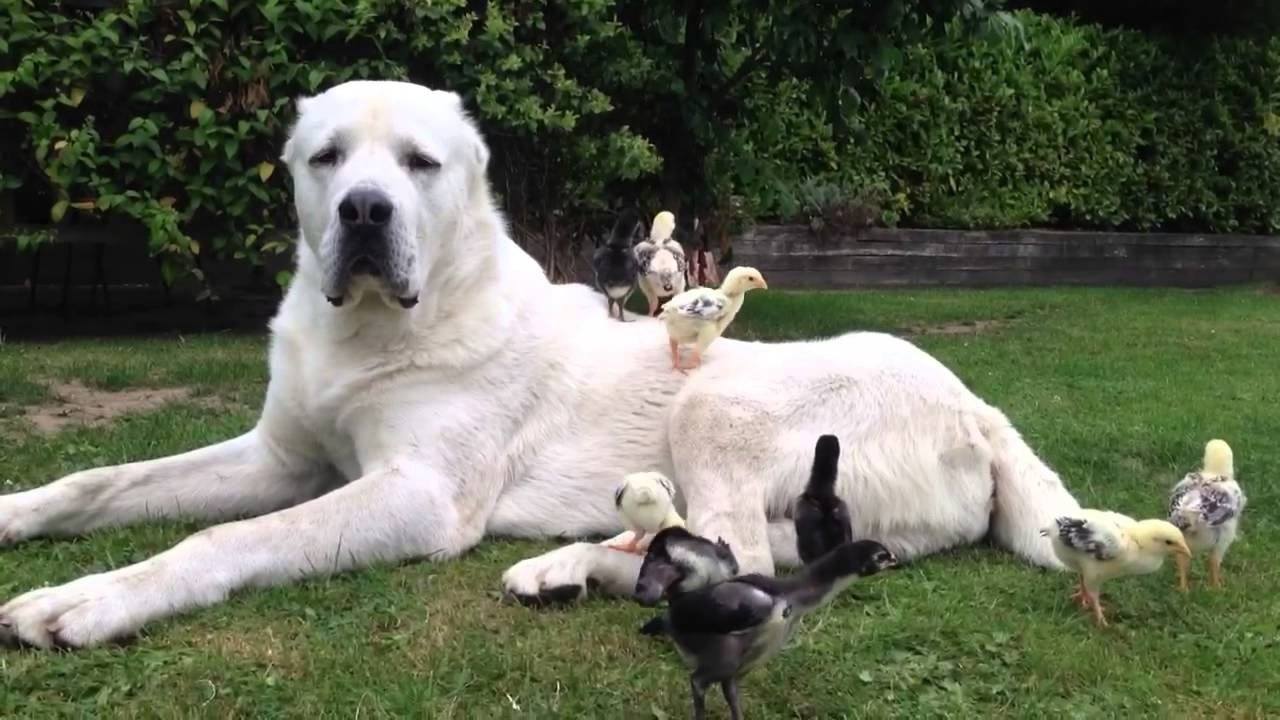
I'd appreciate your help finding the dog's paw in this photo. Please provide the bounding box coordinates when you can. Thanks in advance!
[501,541,643,607]
[501,543,595,607]
[0,570,144,649]
[0,493,36,547]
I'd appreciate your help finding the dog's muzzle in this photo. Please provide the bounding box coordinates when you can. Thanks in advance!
[323,188,418,309]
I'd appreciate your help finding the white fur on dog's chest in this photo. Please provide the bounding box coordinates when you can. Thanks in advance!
[269,322,488,481]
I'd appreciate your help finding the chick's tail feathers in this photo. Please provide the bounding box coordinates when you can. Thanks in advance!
[981,407,1081,570]
[807,435,841,494]
[650,211,676,242]
[1203,439,1234,477]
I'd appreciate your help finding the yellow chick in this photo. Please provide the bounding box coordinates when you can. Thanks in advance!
[658,266,767,373]
[1041,509,1191,627]
[650,210,676,243]
[1168,439,1247,590]
[609,471,685,554]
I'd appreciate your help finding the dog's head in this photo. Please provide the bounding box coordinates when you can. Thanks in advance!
[282,81,492,310]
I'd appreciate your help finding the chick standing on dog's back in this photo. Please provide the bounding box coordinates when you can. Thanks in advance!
[592,209,644,321]
[635,211,687,316]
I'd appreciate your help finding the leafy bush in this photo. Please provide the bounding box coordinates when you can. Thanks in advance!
[1,0,999,288]
[753,12,1280,234]
[1009,0,1280,37]
[0,0,662,286]
[0,2,1276,295]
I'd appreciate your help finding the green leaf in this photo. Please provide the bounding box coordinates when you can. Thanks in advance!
[50,200,69,223]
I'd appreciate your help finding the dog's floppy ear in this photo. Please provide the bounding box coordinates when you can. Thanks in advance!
[281,94,316,164]
[470,131,490,171]
[441,91,491,171]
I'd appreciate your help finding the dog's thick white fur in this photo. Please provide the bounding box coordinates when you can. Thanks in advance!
[0,81,1080,649]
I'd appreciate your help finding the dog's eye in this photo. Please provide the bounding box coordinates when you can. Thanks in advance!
[405,151,440,171]
[309,147,340,167]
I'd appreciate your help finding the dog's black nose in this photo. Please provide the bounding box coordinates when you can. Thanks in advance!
[338,188,393,228]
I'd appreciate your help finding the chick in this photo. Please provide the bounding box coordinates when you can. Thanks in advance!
[609,471,685,554]
[635,211,688,316]
[1041,510,1191,627]
[592,209,644,321]
[635,526,741,636]
[663,540,899,720]
[794,434,853,565]
[1168,439,1247,591]
[658,266,767,373]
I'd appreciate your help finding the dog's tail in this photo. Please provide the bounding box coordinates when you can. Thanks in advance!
[981,406,1081,569]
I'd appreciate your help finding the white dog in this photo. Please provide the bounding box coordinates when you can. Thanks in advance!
[0,81,1080,649]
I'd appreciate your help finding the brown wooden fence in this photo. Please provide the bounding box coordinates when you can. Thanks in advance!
[731,226,1280,289]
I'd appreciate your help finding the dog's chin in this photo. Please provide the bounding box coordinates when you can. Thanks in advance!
[323,266,419,310]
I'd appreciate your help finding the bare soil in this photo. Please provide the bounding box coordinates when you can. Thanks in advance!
[906,319,1008,336]
[22,380,209,435]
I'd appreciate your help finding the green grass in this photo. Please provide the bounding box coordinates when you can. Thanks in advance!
[2,286,1279,718]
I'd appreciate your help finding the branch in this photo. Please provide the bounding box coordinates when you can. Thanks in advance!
[681,0,706,96]
[713,45,769,103]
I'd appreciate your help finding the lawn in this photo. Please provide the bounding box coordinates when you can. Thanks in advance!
[1,286,1278,719]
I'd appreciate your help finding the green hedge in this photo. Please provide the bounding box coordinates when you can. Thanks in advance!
[1,3,1277,293]
[0,0,663,286]
[758,14,1280,234]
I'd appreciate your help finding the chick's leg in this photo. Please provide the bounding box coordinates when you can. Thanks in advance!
[690,676,710,720]
[1085,585,1107,627]
[1176,552,1191,592]
[1070,577,1092,608]
[687,326,718,371]
[1208,553,1223,588]
[606,530,646,554]
[669,338,685,373]
[619,290,635,322]
[722,678,744,720]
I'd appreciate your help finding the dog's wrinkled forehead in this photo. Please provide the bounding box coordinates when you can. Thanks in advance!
[283,80,485,169]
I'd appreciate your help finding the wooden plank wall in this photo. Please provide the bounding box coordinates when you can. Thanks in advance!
[732,226,1280,289]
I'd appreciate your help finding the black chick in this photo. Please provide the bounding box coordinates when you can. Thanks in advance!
[592,209,644,321]
[665,540,898,720]
[634,527,740,636]
[794,434,853,565]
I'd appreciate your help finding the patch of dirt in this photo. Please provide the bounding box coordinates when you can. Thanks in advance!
[906,319,1009,336]
[22,380,220,435]
[201,626,307,679]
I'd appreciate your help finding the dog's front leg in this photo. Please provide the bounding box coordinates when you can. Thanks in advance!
[680,467,773,576]
[0,428,329,545]
[0,463,473,649]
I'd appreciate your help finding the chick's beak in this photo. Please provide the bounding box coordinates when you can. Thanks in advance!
[1177,543,1192,558]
